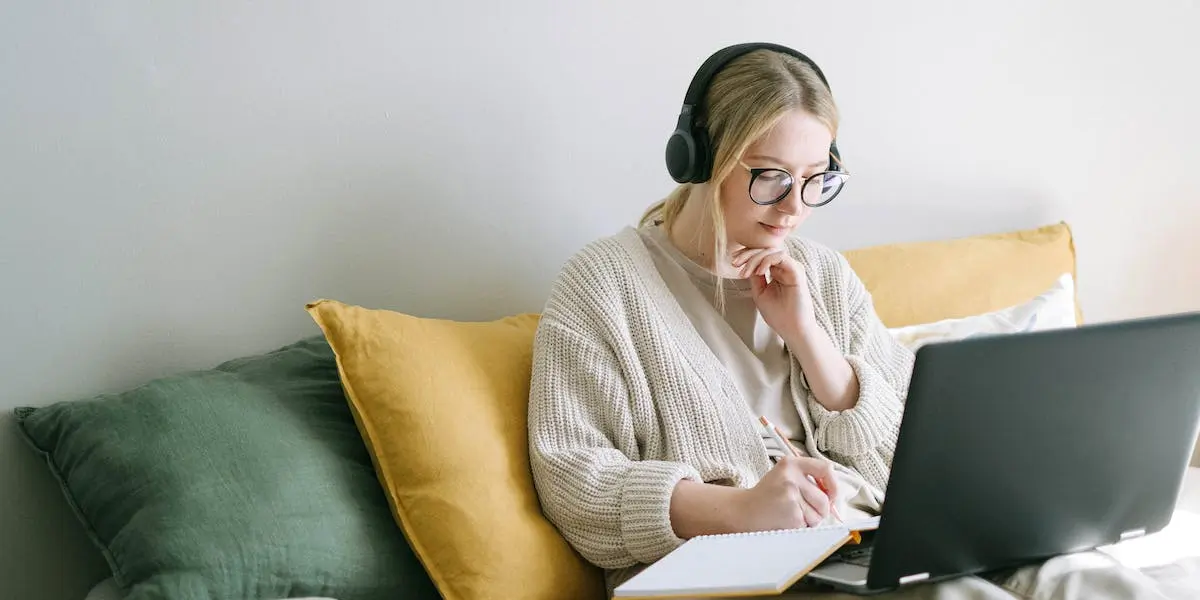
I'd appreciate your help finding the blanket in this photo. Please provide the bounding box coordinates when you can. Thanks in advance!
[787,468,1200,599]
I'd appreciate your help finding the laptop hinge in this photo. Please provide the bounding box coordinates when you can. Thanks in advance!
[899,572,930,585]
[1120,528,1147,541]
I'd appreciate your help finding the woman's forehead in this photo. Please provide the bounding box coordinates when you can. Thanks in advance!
[745,110,833,169]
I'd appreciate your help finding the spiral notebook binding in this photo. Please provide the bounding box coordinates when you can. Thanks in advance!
[692,522,848,540]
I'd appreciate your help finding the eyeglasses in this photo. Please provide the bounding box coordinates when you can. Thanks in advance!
[737,158,850,207]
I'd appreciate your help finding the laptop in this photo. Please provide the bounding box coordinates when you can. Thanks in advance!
[805,310,1200,594]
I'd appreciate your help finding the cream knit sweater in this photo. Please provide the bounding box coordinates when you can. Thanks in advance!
[527,226,915,576]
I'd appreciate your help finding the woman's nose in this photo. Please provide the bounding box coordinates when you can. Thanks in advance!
[775,185,804,215]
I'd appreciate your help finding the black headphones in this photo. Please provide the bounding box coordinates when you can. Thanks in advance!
[665,42,842,184]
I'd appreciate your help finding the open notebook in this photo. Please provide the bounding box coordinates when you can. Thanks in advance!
[613,517,880,598]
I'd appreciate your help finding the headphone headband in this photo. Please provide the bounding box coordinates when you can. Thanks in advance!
[665,42,839,184]
[679,42,831,114]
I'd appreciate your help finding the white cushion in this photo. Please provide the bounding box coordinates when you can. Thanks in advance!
[888,273,1077,351]
[1182,468,1200,514]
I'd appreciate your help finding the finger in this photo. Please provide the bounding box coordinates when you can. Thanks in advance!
[750,271,768,297]
[735,248,771,273]
[739,253,764,279]
[756,251,784,277]
[811,462,839,499]
[796,477,832,522]
[764,253,800,285]
[799,497,825,528]
[731,247,768,268]
[819,476,839,501]
[792,457,838,498]
[742,249,782,279]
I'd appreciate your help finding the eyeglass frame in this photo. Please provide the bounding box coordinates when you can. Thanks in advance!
[736,154,850,208]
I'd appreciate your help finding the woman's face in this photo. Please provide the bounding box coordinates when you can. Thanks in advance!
[718,108,833,252]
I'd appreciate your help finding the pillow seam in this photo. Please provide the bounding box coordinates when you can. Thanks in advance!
[13,414,131,590]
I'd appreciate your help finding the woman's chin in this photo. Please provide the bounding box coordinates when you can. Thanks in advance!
[736,229,790,249]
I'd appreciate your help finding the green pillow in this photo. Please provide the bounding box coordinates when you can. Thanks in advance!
[15,336,439,600]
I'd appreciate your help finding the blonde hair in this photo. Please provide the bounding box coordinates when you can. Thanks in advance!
[640,49,840,271]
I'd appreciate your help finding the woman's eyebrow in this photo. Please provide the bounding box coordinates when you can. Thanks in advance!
[744,154,829,169]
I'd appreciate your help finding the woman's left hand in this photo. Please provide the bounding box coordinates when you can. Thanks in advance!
[732,246,815,341]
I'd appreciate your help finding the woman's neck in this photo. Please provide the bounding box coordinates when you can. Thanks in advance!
[665,186,741,279]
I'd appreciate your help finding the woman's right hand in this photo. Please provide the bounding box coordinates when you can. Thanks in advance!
[736,456,838,531]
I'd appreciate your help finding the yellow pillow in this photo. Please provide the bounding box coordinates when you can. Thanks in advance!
[843,222,1081,328]
[305,300,605,600]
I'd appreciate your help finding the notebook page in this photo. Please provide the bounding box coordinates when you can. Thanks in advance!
[847,516,880,531]
[613,526,851,598]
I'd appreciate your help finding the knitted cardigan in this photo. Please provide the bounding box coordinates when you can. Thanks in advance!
[527,226,915,575]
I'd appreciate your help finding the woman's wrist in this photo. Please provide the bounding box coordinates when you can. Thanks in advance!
[668,479,750,539]
[781,309,821,359]
[784,313,860,412]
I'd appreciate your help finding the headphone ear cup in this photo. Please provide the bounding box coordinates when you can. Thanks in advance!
[690,127,712,183]
[829,140,842,171]
[665,129,697,184]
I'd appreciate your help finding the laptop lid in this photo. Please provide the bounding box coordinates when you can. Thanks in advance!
[865,311,1200,591]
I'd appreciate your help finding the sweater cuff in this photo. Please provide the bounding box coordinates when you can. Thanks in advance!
[619,460,702,564]
[807,355,903,458]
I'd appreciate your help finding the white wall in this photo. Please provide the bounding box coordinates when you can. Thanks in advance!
[2,2,1198,598]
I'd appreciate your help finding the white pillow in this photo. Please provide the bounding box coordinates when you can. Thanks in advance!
[888,273,1077,352]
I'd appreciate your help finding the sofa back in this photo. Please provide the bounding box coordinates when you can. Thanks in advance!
[844,222,1080,328]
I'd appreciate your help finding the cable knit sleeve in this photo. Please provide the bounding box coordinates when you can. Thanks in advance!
[800,248,915,491]
[527,263,701,569]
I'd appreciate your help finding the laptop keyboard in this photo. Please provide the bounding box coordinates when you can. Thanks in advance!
[834,544,873,567]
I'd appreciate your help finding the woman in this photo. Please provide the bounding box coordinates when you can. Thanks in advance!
[527,43,914,590]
